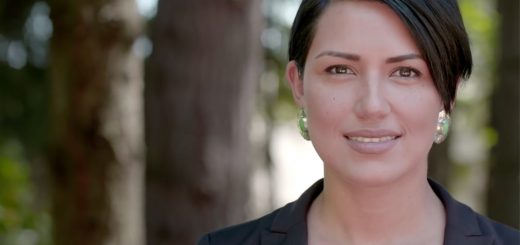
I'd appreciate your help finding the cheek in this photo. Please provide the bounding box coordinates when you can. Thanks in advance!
[391,86,441,137]
[304,82,351,130]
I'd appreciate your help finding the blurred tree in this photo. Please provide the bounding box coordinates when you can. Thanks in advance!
[47,0,145,244]
[0,0,53,163]
[487,0,519,229]
[145,0,263,244]
[0,1,52,244]
[448,0,497,213]
[0,1,37,37]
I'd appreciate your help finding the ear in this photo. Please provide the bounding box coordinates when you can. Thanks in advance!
[285,61,305,107]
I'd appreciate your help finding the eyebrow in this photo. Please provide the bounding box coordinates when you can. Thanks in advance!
[315,51,360,61]
[315,51,422,63]
[385,54,422,63]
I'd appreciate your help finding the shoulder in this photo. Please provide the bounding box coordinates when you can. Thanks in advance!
[428,178,519,245]
[198,179,324,245]
[197,206,285,245]
[474,213,520,245]
[428,179,520,245]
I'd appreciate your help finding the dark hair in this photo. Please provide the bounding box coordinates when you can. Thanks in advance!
[288,0,472,113]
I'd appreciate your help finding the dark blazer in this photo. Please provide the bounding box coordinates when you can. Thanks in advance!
[198,179,520,245]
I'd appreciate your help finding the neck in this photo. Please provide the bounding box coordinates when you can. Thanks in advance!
[308,168,445,245]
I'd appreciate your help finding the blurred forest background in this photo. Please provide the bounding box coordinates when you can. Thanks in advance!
[0,0,518,244]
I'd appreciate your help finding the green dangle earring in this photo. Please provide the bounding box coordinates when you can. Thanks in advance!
[434,110,450,144]
[297,108,310,140]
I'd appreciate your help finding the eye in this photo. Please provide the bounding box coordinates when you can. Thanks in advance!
[325,65,355,75]
[391,67,421,78]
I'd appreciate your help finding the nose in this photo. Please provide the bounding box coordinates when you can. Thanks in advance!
[353,79,390,121]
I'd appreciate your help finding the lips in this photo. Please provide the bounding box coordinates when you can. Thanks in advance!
[344,130,401,154]
[348,136,398,143]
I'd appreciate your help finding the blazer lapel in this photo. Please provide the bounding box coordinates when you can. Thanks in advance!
[429,179,493,245]
[261,179,495,245]
[260,180,323,245]
[443,234,493,245]
[260,223,307,245]
[260,231,285,244]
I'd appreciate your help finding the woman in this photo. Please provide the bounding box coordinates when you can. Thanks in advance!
[199,0,520,244]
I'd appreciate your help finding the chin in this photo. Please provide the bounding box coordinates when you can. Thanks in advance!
[348,171,403,188]
[329,159,421,188]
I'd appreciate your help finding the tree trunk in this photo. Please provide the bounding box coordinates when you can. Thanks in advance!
[487,0,519,229]
[47,0,145,244]
[145,0,262,244]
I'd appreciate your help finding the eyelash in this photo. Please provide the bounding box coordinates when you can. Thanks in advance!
[325,65,355,75]
[324,65,422,79]
[391,67,422,78]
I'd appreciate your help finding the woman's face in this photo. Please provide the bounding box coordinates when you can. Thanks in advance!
[287,1,443,186]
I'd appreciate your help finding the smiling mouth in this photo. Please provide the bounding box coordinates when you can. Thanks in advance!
[344,134,401,154]
[347,136,400,143]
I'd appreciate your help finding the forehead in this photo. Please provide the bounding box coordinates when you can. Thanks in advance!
[308,1,420,57]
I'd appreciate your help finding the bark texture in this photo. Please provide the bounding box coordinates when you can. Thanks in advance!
[487,0,519,229]
[145,0,263,244]
[48,0,145,244]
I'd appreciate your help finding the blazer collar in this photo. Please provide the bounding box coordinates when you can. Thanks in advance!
[428,179,493,245]
[261,180,322,244]
[261,179,493,245]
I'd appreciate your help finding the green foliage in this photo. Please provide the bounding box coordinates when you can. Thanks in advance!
[0,141,51,245]
[459,0,498,92]
[261,0,299,122]
[0,1,52,244]
[457,0,498,153]
[460,0,498,50]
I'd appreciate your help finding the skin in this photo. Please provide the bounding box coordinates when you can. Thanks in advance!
[286,1,447,244]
